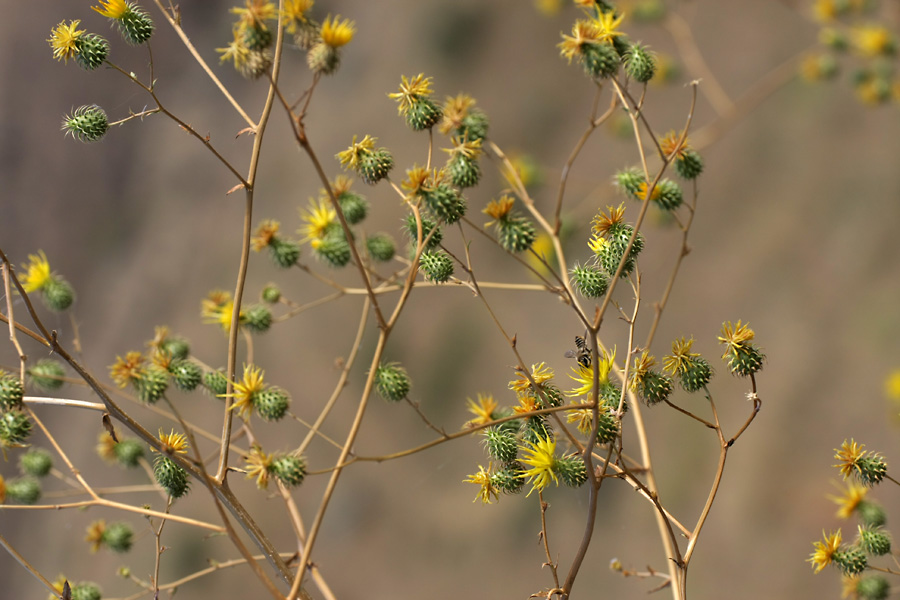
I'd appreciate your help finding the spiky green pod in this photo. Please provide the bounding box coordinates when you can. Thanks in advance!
[0,373,24,409]
[338,191,369,224]
[375,363,411,402]
[241,49,273,79]
[293,19,320,50]
[43,276,77,311]
[833,546,868,576]
[596,409,621,443]
[113,439,144,468]
[243,23,273,51]
[306,41,340,74]
[675,149,704,179]
[62,105,108,143]
[419,250,454,283]
[723,344,765,377]
[599,382,627,413]
[612,33,632,58]
[261,284,281,304]
[74,34,110,71]
[614,167,645,200]
[522,416,552,446]
[571,263,610,298]
[857,456,888,487]
[492,462,525,495]
[624,43,656,83]
[269,238,301,268]
[168,359,202,392]
[457,109,490,142]
[538,384,565,408]
[6,477,41,505]
[366,233,396,263]
[102,522,134,553]
[313,234,352,268]
[857,500,887,528]
[557,455,588,488]
[596,229,644,278]
[447,153,481,189]
[496,416,521,437]
[204,370,228,397]
[856,576,890,600]
[27,358,67,392]
[497,216,536,253]
[858,526,891,556]
[19,448,53,477]
[255,387,290,421]
[272,454,307,487]
[71,583,101,600]
[636,370,673,406]
[153,455,189,498]
[483,427,518,463]
[0,409,32,447]
[160,336,190,360]
[582,41,620,78]
[358,148,394,185]
[135,365,168,404]
[244,304,273,334]
[422,184,467,224]
[677,356,713,393]
[406,97,443,131]
[404,214,443,250]
[654,179,683,211]
[117,3,155,45]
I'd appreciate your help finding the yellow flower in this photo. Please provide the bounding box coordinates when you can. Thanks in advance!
[230,0,278,27]
[401,165,434,196]
[526,233,555,277]
[812,0,838,22]
[808,529,842,573]
[439,94,476,135]
[663,337,700,376]
[153,428,189,454]
[513,394,541,415]
[282,0,315,34]
[48,20,85,63]
[834,439,868,480]
[829,481,869,520]
[320,15,355,48]
[558,19,602,64]
[637,180,661,201]
[388,73,434,116]
[852,25,893,57]
[509,362,555,393]
[567,347,615,397]
[659,130,691,160]
[336,135,376,170]
[96,432,118,463]
[465,393,498,428]
[566,399,594,435]
[85,520,107,553]
[519,435,559,496]
[591,203,627,237]
[299,197,337,242]
[92,0,129,19]
[244,445,273,489]
[20,251,53,293]
[252,219,281,251]
[841,574,861,599]
[217,33,251,69]
[228,364,267,419]
[483,195,515,226]
[201,294,237,332]
[593,10,625,45]
[718,320,755,355]
[463,463,498,504]
[109,351,145,388]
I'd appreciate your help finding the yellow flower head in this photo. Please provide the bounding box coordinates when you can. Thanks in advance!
[92,0,129,19]
[808,529,842,573]
[336,134,376,170]
[567,347,615,397]
[109,351,145,388]
[527,232,555,277]
[663,337,700,376]
[593,10,625,45]
[282,0,315,34]
[96,431,119,463]
[637,180,661,201]
[659,130,691,160]
[483,195,515,226]
[328,174,355,198]
[244,445,274,490]
[48,20,86,63]
[718,320,755,356]
[566,399,595,435]
[320,15,355,48]
[558,19,602,64]
[201,291,238,332]
[519,434,559,496]
[465,393,498,428]
[388,74,434,116]
[463,463,498,504]
[513,393,541,416]
[20,251,53,293]
[629,351,656,389]
[217,33,251,69]
[299,197,337,242]
[834,439,868,480]
[509,362,554,393]
[251,219,281,251]
[852,25,894,57]
[439,94,476,135]
[401,165,436,196]
[591,203,627,237]
[85,520,107,553]
[227,364,267,419]
[444,137,482,161]
[154,428,189,454]
[829,481,869,520]
[230,0,278,27]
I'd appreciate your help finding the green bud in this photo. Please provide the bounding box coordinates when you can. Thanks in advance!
[6,476,41,504]
[0,409,33,447]
[271,454,307,487]
[102,521,134,553]
[422,184,466,224]
[19,448,53,477]
[43,277,76,311]
[366,233,396,263]
[419,250,454,283]
[153,455,189,498]
[243,304,273,334]
[571,263,610,298]
[168,359,202,392]
[0,373,24,409]
[483,427,518,463]
[557,454,588,487]
[255,387,290,421]
[204,370,229,397]
[374,362,411,402]
[113,439,144,468]
[27,358,67,392]
[75,34,110,71]
[62,105,108,143]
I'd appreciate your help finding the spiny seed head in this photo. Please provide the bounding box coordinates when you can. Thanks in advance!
[19,448,53,477]
[62,105,109,143]
[419,250,454,283]
[374,362,411,402]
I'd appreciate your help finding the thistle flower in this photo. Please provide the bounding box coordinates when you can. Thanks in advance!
[664,337,713,393]
[299,198,338,242]
[718,320,765,376]
[464,464,498,504]
[319,15,355,47]
[307,15,354,74]
[465,393,499,428]
[808,530,843,574]
[227,364,267,419]
[152,428,188,455]
[835,439,888,487]
[389,74,443,131]
[48,20,86,64]
[509,363,554,393]
[93,0,155,45]
[244,445,274,489]
[567,347,615,397]
[519,434,559,496]
[336,135,394,185]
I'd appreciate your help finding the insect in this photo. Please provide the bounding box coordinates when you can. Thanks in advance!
[565,334,592,368]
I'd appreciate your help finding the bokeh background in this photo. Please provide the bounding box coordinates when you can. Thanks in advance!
[3,1,900,598]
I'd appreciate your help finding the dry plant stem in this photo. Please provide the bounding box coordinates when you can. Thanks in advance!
[0,532,58,595]
[151,0,255,127]
[151,499,172,598]
[537,492,562,591]
[217,8,286,483]
[1,263,26,381]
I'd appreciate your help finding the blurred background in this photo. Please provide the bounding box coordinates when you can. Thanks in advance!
[3,0,900,598]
